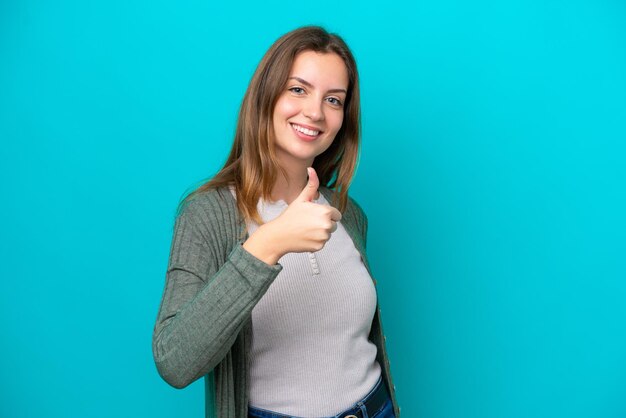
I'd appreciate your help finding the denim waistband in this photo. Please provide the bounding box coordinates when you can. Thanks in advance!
[248,374,385,418]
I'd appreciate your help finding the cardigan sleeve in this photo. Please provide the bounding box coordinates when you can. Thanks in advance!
[152,196,283,389]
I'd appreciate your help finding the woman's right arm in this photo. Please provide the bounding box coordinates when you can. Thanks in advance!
[152,196,283,389]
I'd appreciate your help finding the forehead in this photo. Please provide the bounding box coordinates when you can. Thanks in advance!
[289,50,349,90]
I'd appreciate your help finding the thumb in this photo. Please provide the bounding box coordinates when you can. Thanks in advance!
[296,167,320,202]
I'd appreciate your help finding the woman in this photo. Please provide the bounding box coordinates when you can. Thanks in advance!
[152,26,400,418]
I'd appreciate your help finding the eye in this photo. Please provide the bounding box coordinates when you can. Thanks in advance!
[327,97,343,107]
[288,86,305,94]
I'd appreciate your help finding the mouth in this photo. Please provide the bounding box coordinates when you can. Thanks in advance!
[290,123,323,140]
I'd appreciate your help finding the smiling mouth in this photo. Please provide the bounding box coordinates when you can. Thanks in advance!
[290,123,322,137]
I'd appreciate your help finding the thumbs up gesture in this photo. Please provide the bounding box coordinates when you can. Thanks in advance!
[242,167,342,265]
[297,166,322,203]
[272,167,342,253]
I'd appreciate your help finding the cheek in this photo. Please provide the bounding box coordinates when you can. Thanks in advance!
[329,111,344,133]
[274,97,299,120]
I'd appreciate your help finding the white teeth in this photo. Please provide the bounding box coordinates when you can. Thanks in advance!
[292,123,319,136]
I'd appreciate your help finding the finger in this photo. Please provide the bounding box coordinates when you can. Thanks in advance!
[330,208,342,222]
[295,167,320,203]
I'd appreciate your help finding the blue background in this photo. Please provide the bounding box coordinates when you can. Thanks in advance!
[1,1,625,417]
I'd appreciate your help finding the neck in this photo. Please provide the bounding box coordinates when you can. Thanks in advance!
[270,161,318,205]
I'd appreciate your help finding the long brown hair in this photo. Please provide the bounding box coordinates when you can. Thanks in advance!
[177,25,361,229]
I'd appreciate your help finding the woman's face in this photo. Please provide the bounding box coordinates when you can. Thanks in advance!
[272,50,349,171]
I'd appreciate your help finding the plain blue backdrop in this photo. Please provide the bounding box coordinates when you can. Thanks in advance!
[1,0,625,417]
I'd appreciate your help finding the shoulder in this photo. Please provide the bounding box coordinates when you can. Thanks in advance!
[320,186,368,238]
[347,194,368,246]
[320,186,366,216]
[347,194,368,224]
[176,186,238,223]
[171,186,242,248]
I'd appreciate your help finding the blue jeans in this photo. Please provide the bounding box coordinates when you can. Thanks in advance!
[248,376,396,418]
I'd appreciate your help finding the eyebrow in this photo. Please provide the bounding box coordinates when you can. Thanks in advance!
[288,77,347,94]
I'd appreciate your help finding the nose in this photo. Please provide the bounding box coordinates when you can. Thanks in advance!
[302,97,324,121]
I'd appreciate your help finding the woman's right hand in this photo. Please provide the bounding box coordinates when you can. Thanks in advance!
[242,167,342,265]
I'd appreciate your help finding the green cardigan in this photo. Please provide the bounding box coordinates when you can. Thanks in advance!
[152,186,401,417]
